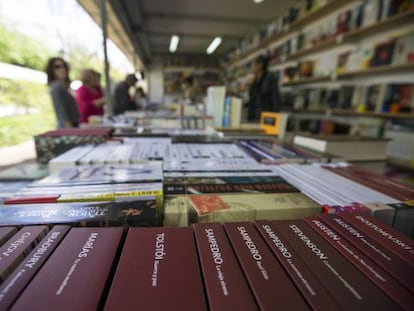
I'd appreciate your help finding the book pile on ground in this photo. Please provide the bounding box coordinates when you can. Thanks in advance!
[163,175,322,226]
[293,134,390,161]
[0,214,412,310]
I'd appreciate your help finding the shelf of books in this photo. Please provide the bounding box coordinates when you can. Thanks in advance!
[0,122,413,309]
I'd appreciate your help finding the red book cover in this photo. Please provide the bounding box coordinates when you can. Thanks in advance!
[340,212,414,266]
[271,219,400,311]
[223,222,309,310]
[10,227,123,311]
[255,220,341,311]
[321,214,414,294]
[104,227,205,311]
[305,217,414,310]
[0,226,70,311]
[193,223,258,311]
[0,226,48,282]
[0,227,17,247]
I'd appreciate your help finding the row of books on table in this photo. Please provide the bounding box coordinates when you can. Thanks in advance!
[1,158,413,237]
[0,214,413,310]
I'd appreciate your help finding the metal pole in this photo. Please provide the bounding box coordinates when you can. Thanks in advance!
[99,0,113,118]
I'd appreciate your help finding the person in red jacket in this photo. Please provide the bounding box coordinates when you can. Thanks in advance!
[75,69,105,123]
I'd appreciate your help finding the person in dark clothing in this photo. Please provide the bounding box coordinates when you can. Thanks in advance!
[247,55,282,121]
[45,57,80,128]
[113,74,138,115]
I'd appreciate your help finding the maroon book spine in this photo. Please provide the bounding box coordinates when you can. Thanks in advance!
[255,220,341,311]
[271,219,400,311]
[193,223,258,311]
[320,214,414,294]
[305,217,414,311]
[0,226,70,311]
[104,227,206,311]
[223,222,309,310]
[0,227,17,247]
[340,212,414,266]
[0,226,48,282]
[10,227,123,311]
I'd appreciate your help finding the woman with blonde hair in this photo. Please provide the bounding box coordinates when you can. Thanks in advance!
[75,68,105,123]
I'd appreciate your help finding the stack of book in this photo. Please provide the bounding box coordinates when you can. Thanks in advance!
[1,163,164,227]
[0,215,412,310]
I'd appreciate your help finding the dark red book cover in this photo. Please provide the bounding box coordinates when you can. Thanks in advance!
[104,227,206,311]
[323,165,414,201]
[340,212,414,266]
[193,223,258,311]
[10,227,123,311]
[223,222,309,310]
[321,214,414,294]
[0,226,48,282]
[0,227,17,247]
[271,219,400,311]
[305,217,414,310]
[255,220,341,311]
[0,226,70,311]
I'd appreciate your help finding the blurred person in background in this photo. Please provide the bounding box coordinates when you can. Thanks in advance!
[247,54,281,121]
[45,57,80,128]
[113,73,138,115]
[135,87,148,110]
[75,69,105,123]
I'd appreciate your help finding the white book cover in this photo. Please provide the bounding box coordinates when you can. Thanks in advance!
[206,86,226,128]
[230,97,242,128]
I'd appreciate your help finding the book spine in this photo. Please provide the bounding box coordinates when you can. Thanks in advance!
[164,182,298,195]
[223,222,309,310]
[0,226,48,282]
[104,227,205,311]
[0,227,18,247]
[11,227,124,311]
[255,220,341,311]
[0,226,70,311]
[321,214,414,294]
[305,217,414,311]
[193,223,258,311]
[271,219,400,310]
[341,212,414,264]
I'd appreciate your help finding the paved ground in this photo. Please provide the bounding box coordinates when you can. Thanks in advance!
[0,140,36,168]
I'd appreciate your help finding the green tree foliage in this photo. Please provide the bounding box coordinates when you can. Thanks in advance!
[0,23,51,70]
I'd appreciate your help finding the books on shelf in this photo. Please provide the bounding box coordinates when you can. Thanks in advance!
[293,134,390,161]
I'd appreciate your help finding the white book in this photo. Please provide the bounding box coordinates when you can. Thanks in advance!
[230,96,242,128]
[48,145,95,173]
[206,86,226,128]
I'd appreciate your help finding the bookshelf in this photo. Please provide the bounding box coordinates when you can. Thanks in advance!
[228,0,358,68]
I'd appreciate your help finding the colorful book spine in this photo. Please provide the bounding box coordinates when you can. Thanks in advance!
[321,214,414,293]
[271,219,400,310]
[0,226,48,283]
[104,227,205,311]
[223,222,309,310]
[305,217,414,311]
[0,227,17,247]
[0,200,158,227]
[340,212,414,266]
[193,223,257,311]
[0,226,70,311]
[255,220,341,311]
[10,227,123,311]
